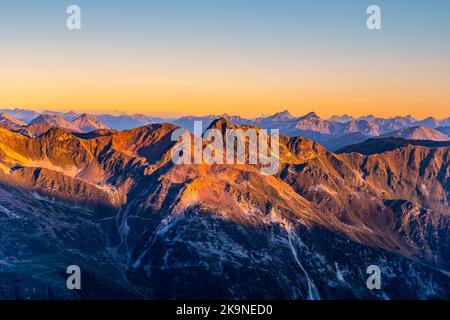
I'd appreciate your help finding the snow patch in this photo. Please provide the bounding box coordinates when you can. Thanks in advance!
[0,204,20,219]
[420,184,429,196]
[287,232,321,300]
[31,192,54,202]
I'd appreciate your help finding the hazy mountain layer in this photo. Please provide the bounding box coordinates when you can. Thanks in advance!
[2,108,449,146]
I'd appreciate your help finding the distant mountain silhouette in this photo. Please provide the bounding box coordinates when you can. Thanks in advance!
[72,114,110,132]
[336,137,450,155]
[378,125,449,141]
[1,108,449,146]
[0,108,40,122]
[26,114,82,137]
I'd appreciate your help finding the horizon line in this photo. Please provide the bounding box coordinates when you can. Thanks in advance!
[1,106,448,121]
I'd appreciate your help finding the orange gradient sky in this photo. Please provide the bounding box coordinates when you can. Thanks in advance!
[0,1,449,118]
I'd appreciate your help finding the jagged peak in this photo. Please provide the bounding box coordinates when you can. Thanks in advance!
[269,109,293,120]
[72,113,103,124]
[29,113,64,124]
[206,117,235,134]
[71,113,110,133]
[209,116,234,126]
[328,114,353,122]
[73,113,90,119]
[36,126,75,139]
[276,109,292,116]
[298,112,321,121]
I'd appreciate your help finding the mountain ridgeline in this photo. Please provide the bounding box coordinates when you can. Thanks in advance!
[1,108,450,147]
[0,109,449,299]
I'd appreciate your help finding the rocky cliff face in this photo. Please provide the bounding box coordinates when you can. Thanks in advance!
[0,113,26,131]
[0,121,449,300]
[71,114,110,133]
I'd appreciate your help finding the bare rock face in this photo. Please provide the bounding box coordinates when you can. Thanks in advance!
[26,114,82,137]
[295,112,332,134]
[0,120,449,299]
[71,114,110,133]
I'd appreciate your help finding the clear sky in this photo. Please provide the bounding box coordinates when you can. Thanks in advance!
[0,0,449,118]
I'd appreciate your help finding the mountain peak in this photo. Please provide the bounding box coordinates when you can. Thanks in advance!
[303,111,318,118]
[206,117,235,134]
[75,113,89,119]
[72,114,109,133]
[72,113,95,123]
[27,114,82,137]
[29,113,62,124]
[329,114,354,123]
[294,112,330,134]
[276,109,293,117]
[357,114,376,121]
[267,110,293,121]
[37,126,75,140]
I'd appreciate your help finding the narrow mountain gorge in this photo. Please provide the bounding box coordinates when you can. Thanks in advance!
[0,118,449,299]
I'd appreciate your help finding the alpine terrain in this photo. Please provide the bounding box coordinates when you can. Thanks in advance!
[0,112,449,300]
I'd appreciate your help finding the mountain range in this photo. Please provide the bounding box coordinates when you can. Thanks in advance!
[0,109,449,299]
[1,108,449,151]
